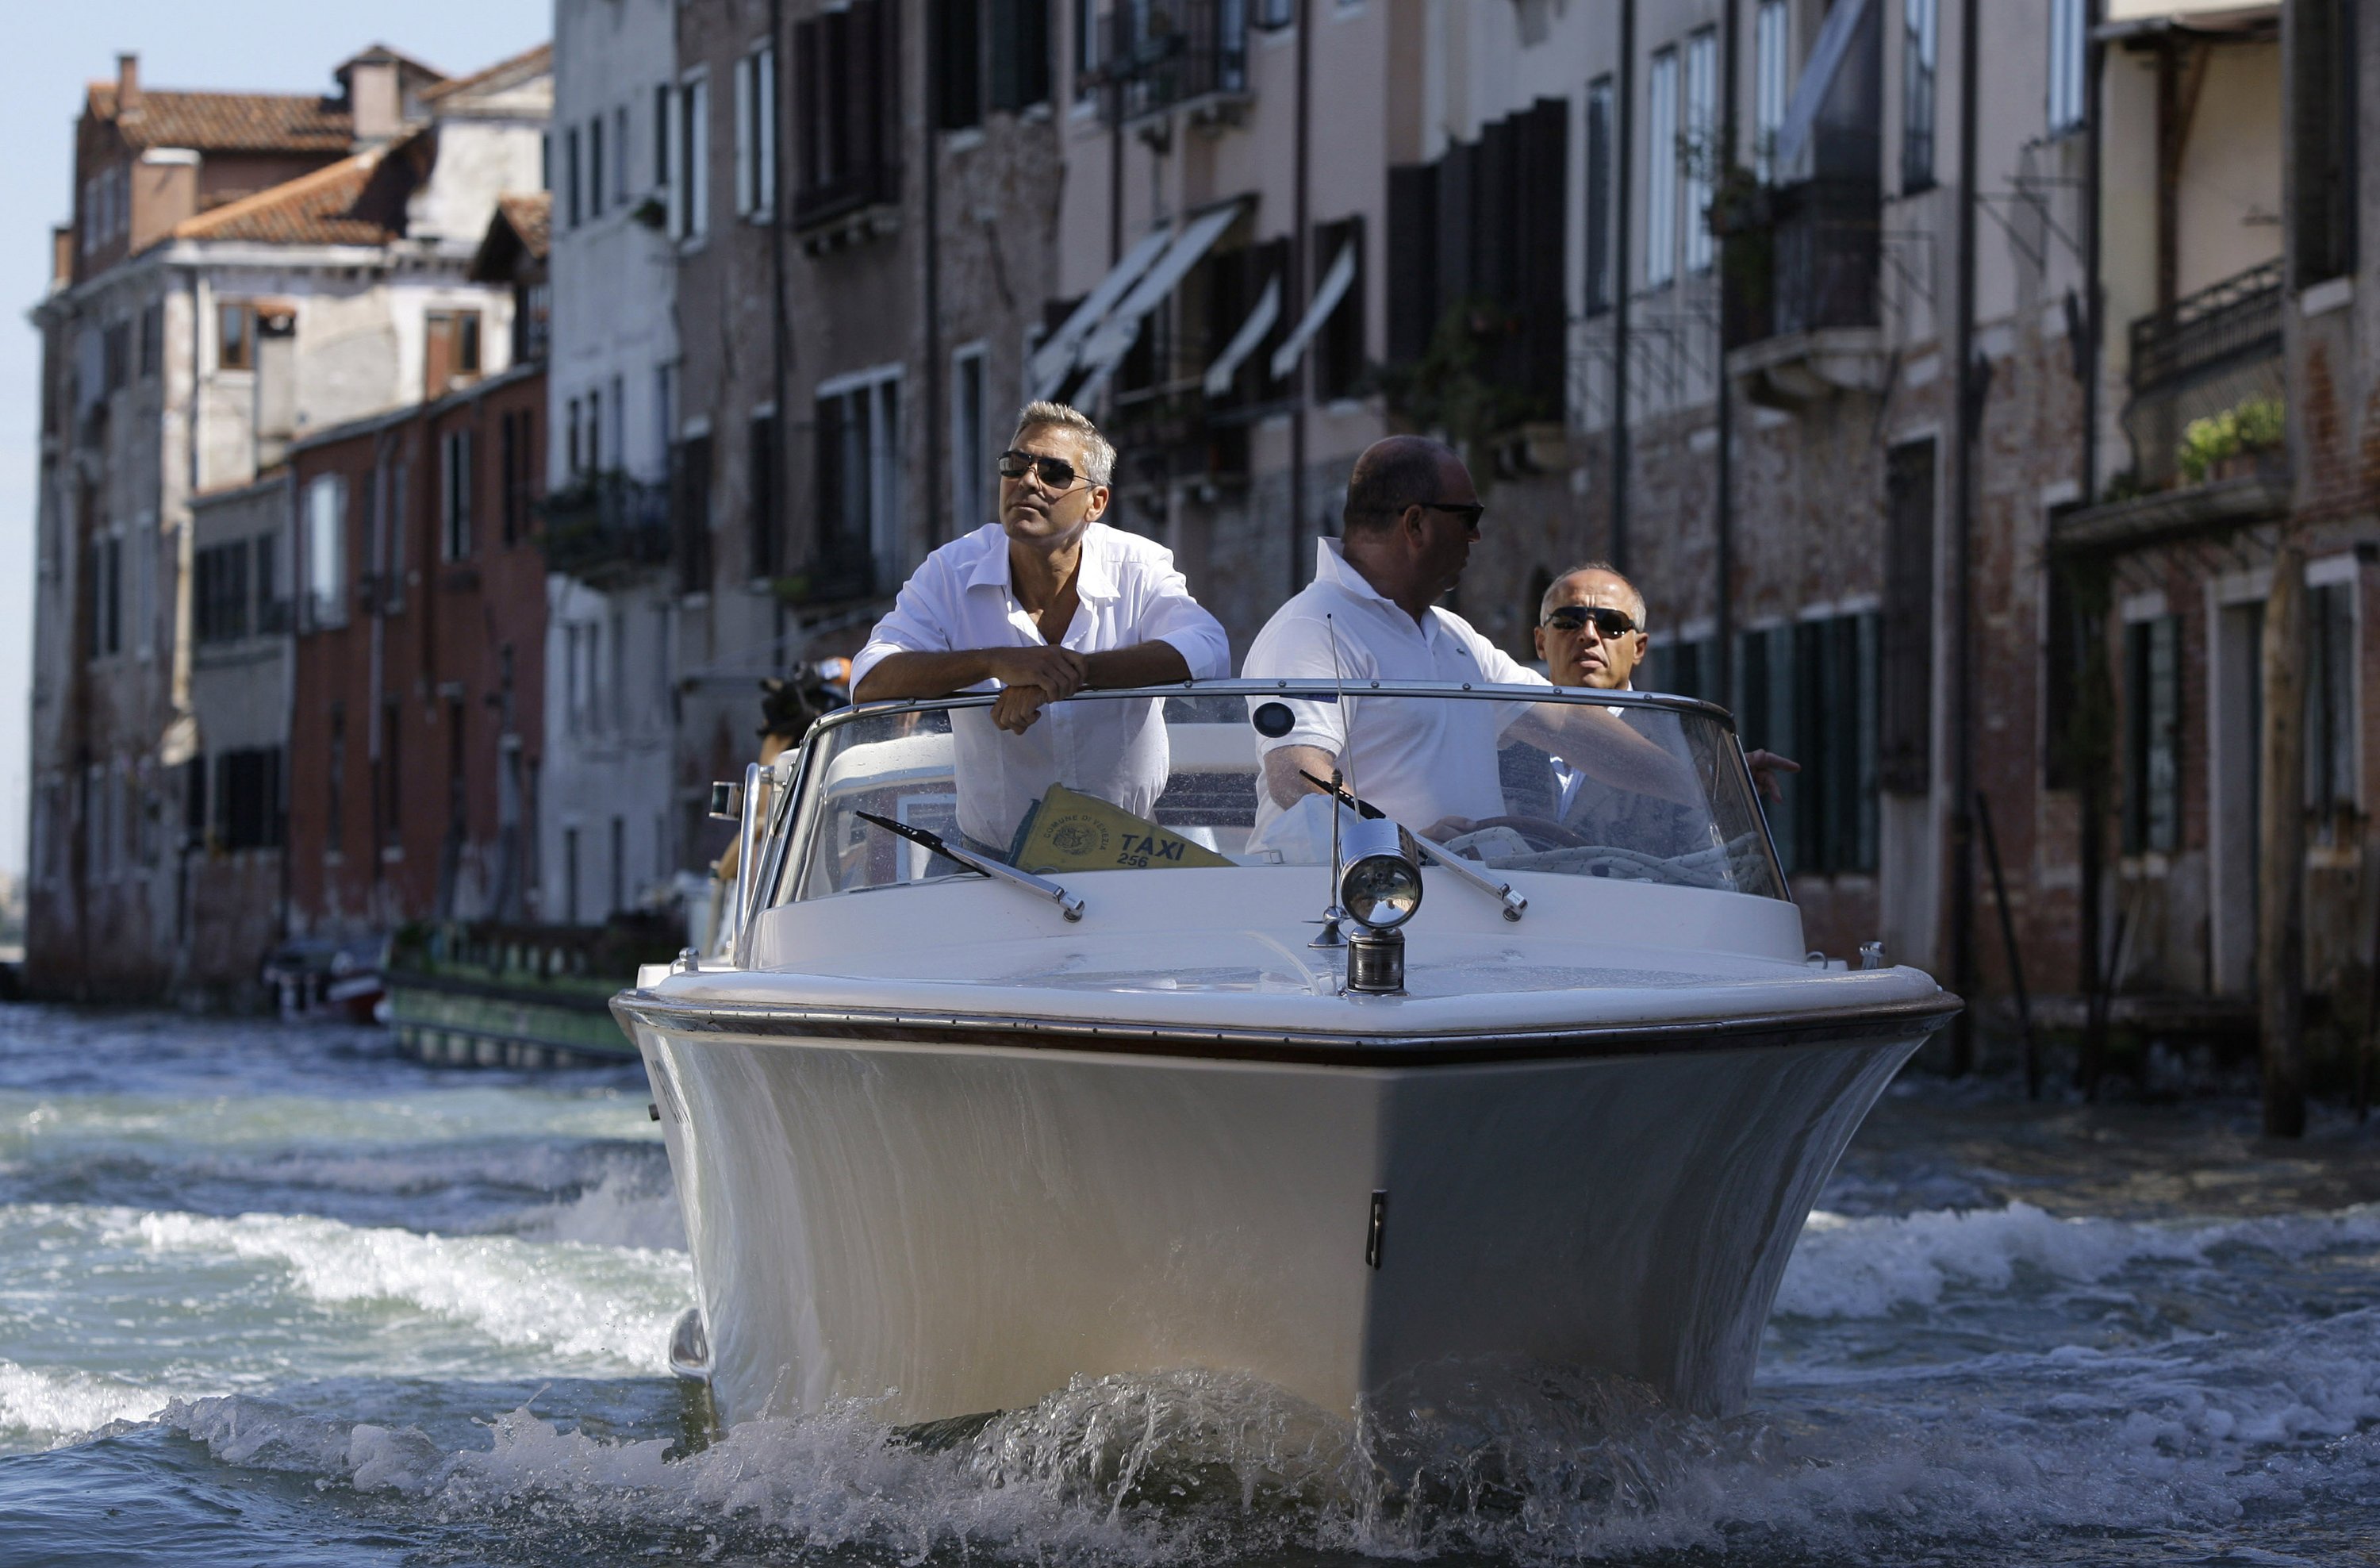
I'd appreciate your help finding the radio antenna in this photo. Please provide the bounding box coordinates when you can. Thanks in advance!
[1308,613,1357,949]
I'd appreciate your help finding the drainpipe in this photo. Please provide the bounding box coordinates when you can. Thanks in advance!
[770,0,795,640]
[1288,0,1312,598]
[1611,0,1635,573]
[1714,0,1739,708]
[2076,0,2108,1086]
[919,0,942,557]
[1947,0,1981,1074]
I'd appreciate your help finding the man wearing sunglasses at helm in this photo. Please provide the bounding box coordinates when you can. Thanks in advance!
[850,402,1229,856]
[1519,563,1798,828]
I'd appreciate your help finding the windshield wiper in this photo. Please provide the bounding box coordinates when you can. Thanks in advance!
[856,811,1086,922]
[1298,771,1526,922]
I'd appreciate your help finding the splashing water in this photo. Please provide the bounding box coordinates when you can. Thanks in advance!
[5,1008,2380,1565]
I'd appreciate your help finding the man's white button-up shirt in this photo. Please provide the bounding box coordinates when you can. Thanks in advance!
[1242,538,1548,834]
[850,522,1230,850]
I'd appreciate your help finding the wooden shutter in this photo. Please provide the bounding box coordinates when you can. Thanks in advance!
[1880,439,1935,794]
[1515,98,1569,416]
[1386,165,1438,366]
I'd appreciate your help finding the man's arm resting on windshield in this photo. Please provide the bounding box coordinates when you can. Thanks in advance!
[987,643,1199,734]
[1510,705,1703,807]
[853,645,1090,703]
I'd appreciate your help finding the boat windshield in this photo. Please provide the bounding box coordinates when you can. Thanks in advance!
[768,683,1787,907]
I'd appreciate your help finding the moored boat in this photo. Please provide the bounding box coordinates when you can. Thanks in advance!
[616,682,1956,1426]
[391,916,679,1067]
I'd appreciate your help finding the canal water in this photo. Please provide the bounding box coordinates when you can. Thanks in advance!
[3,1005,2379,1566]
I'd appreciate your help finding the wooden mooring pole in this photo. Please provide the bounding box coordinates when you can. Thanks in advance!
[2258,542,2308,1138]
[1976,791,2040,1100]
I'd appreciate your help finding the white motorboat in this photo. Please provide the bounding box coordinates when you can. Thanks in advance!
[616,682,1956,1428]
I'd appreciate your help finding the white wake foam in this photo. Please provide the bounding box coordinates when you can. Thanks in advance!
[0,1360,169,1448]
[152,1339,2380,1566]
[1776,1200,2380,1319]
[104,1206,689,1370]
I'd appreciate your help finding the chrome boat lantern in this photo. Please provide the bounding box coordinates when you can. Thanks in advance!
[1338,815,1421,993]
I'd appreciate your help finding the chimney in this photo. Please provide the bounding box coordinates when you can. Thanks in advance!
[346,57,403,146]
[116,53,141,115]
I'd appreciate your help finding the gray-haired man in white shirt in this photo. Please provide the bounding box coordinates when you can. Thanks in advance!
[850,402,1230,852]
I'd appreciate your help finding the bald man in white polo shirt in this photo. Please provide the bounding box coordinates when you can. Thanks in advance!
[850,402,1229,854]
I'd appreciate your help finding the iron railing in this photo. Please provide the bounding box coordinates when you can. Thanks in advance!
[539,474,673,585]
[1100,0,1250,125]
[2121,258,2286,488]
[1726,178,1882,347]
[2128,258,2283,394]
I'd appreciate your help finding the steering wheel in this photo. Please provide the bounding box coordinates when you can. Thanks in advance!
[1463,814,1589,852]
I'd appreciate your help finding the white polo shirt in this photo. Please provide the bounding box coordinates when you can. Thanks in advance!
[1242,538,1549,833]
[851,522,1231,850]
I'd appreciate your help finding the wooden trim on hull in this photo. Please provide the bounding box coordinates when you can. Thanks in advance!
[611,990,1961,1068]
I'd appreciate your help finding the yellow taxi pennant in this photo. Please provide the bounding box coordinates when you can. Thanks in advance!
[1012,785,1233,873]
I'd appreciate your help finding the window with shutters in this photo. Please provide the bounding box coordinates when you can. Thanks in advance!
[1645,635,1720,703]
[748,408,781,580]
[815,368,904,598]
[949,344,989,532]
[566,125,583,228]
[2121,614,2182,855]
[589,114,606,219]
[793,0,901,227]
[2293,0,2357,285]
[1683,29,1717,275]
[194,541,250,644]
[2046,0,2086,136]
[440,429,473,563]
[615,106,631,203]
[670,433,713,595]
[675,72,711,242]
[1312,216,1365,402]
[1199,236,1292,411]
[1880,440,1934,793]
[735,44,778,220]
[2305,578,2358,831]
[935,0,984,129]
[1073,0,1100,101]
[303,475,346,630]
[214,747,283,851]
[988,0,1051,113]
[1754,0,1789,179]
[1382,98,1566,418]
[1902,0,1937,192]
[217,302,255,371]
[1737,614,1879,876]
[1645,47,1679,290]
[424,310,482,399]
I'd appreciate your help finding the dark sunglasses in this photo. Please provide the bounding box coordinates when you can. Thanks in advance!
[1542,604,1639,638]
[997,449,1091,490]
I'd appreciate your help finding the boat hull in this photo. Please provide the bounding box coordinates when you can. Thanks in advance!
[628,1011,1932,1426]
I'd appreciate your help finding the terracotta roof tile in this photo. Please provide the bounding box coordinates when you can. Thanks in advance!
[89,86,352,154]
[171,151,399,247]
[419,42,553,104]
[496,192,551,262]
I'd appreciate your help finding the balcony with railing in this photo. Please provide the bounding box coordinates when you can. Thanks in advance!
[1099,0,1250,126]
[539,474,673,588]
[1723,177,1888,405]
[2122,257,2286,490]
